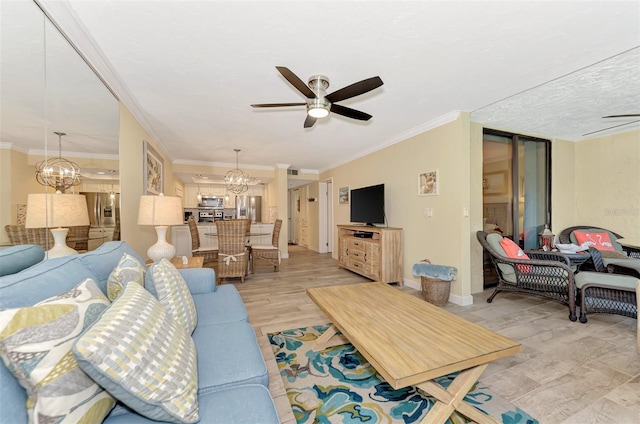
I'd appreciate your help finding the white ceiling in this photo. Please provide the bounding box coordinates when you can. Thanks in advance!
[3,1,639,183]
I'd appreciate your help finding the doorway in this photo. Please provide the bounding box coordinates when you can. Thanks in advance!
[482,129,551,286]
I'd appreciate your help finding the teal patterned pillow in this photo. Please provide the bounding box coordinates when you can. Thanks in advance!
[107,252,147,300]
[73,282,199,424]
[0,279,115,423]
[145,258,197,334]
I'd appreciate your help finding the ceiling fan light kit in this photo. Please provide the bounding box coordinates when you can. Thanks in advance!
[251,66,383,128]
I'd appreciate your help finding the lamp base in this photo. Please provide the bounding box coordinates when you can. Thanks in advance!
[148,226,176,263]
[47,228,78,259]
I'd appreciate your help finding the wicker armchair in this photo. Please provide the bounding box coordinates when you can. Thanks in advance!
[251,219,282,272]
[477,231,577,321]
[215,220,249,284]
[187,218,218,264]
[66,225,90,252]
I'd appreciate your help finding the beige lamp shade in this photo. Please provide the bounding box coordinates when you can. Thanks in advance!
[137,194,183,226]
[25,193,90,228]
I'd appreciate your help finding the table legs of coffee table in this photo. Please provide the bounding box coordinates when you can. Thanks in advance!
[417,363,499,424]
[313,324,350,349]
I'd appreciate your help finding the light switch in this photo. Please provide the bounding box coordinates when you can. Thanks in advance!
[423,208,433,217]
[463,207,469,217]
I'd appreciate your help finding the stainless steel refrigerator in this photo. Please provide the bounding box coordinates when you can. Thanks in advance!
[235,195,262,223]
[81,192,120,228]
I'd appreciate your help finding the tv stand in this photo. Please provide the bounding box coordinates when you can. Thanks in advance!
[338,225,403,285]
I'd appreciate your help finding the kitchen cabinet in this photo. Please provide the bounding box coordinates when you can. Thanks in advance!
[197,224,218,249]
[250,223,274,245]
[88,227,113,251]
[171,225,192,257]
[183,185,199,208]
[82,181,120,193]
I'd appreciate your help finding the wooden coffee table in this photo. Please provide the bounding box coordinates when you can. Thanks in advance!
[307,282,522,424]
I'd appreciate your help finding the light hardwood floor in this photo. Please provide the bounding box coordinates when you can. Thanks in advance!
[220,245,639,424]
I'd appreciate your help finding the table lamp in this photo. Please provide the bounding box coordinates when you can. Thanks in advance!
[25,192,90,259]
[137,194,183,262]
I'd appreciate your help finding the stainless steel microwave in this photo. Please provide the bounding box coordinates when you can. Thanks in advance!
[198,196,224,208]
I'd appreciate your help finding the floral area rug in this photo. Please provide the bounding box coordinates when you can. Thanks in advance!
[268,324,538,424]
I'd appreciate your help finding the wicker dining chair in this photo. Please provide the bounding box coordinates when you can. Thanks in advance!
[251,219,283,272]
[187,217,218,264]
[5,225,53,250]
[215,220,249,284]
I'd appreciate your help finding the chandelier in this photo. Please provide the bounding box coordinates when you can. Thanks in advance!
[35,132,81,193]
[225,149,253,194]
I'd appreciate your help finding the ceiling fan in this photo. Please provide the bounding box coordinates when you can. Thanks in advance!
[251,66,383,128]
[582,114,640,136]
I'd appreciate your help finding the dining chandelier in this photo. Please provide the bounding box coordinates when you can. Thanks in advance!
[35,131,81,193]
[225,149,253,194]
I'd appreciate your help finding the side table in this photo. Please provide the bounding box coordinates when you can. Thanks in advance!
[527,250,591,271]
[145,257,204,268]
[170,256,204,269]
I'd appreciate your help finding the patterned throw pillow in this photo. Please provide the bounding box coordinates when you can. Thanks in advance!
[0,279,115,424]
[145,258,197,334]
[573,230,616,251]
[73,282,199,424]
[107,252,147,300]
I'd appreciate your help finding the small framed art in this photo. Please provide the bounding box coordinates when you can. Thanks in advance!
[339,186,350,204]
[143,140,164,195]
[418,170,438,196]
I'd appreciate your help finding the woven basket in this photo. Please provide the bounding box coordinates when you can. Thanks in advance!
[420,276,451,306]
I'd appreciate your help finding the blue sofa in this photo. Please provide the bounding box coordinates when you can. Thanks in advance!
[0,241,280,423]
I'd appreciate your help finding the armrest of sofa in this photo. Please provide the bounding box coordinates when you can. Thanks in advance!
[178,267,216,294]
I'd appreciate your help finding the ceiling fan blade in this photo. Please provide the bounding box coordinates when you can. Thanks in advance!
[251,102,306,108]
[304,115,317,128]
[276,66,316,99]
[326,76,383,103]
[603,114,640,118]
[582,119,640,136]
[330,104,372,121]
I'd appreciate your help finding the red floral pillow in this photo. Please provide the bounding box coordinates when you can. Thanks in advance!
[499,238,531,273]
[573,230,615,251]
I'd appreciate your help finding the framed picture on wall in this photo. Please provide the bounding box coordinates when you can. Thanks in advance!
[143,140,163,195]
[418,170,439,196]
[482,170,507,195]
[339,186,350,204]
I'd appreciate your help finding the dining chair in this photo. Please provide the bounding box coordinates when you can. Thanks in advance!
[251,219,283,272]
[215,220,250,284]
[187,217,218,265]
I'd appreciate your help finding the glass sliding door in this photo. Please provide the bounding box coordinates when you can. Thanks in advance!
[482,129,551,286]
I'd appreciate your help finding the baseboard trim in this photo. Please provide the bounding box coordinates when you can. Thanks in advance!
[402,278,473,306]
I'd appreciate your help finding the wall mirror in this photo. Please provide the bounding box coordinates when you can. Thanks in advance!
[1,0,119,250]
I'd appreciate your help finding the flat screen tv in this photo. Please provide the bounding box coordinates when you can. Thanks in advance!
[350,184,385,226]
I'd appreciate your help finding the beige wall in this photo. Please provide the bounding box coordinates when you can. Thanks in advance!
[573,129,640,238]
[319,113,475,303]
[118,104,180,261]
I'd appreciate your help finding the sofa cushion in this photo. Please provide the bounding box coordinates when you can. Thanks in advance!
[0,279,115,423]
[145,259,198,334]
[0,244,45,277]
[486,232,516,283]
[0,255,99,310]
[73,282,199,424]
[192,321,268,394]
[192,285,248,325]
[103,385,280,424]
[107,253,146,300]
